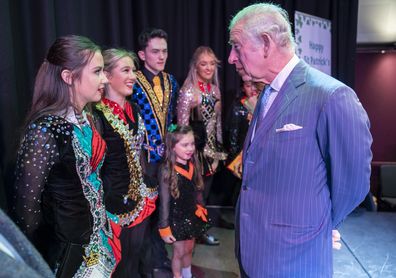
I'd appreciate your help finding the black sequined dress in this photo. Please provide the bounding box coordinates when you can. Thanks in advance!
[158,162,209,241]
[11,111,115,277]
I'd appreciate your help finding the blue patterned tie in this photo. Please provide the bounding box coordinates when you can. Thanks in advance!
[255,85,273,129]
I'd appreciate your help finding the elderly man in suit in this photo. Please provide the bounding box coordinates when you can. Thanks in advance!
[228,3,372,277]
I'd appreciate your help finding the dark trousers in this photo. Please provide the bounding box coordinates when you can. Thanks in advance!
[148,208,169,268]
[138,210,170,276]
[112,217,150,278]
[139,161,170,274]
[203,175,214,203]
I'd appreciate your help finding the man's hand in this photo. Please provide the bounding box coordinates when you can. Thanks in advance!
[332,229,341,250]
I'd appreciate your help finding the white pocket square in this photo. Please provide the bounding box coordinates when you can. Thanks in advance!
[275,123,303,133]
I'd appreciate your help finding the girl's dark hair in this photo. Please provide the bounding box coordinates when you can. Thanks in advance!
[26,35,101,124]
[160,125,204,199]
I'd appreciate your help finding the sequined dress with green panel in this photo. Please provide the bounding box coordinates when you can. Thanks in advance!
[11,111,115,278]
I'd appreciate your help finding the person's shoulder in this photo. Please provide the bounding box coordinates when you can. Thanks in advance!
[133,70,145,89]
[304,63,344,86]
[92,101,105,114]
[212,83,221,95]
[162,71,174,79]
[298,63,352,97]
[163,72,179,86]
[0,253,48,278]
[179,83,196,99]
[0,210,54,277]
[211,83,219,90]
[91,104,106,129]
[28,114,71,135]
[135,70,144,79]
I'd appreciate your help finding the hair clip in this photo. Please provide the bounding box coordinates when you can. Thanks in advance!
[168,124,178,133]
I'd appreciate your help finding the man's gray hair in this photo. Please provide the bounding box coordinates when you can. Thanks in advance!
[229,3,296,52]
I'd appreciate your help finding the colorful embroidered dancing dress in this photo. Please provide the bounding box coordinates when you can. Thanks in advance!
[12,110,115,278]
[95,99,158,277]
[158,162,209,240]
[177,82,227,175]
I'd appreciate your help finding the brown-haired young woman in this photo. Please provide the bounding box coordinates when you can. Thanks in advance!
[11,35,115,277]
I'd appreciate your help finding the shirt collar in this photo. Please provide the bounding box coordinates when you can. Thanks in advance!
[270,54,300,92]
[142,66,160,82]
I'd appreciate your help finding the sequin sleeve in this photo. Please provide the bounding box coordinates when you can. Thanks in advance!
[226,100,244,160]
[12,121,58,241]
[177,85,194,126]
[169,74,180,125]
[157,167,171,229]
[214,85,223,144]
[195,189,204,206]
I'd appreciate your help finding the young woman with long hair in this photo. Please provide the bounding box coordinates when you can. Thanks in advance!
[11,35,115,277]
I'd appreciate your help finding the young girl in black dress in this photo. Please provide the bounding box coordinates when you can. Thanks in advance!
[158,125,209,278]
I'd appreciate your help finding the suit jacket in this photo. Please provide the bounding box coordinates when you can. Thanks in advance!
[237,61,372,277]
[0,209,54,277]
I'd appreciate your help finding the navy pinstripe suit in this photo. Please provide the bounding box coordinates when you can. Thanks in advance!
[236,61,372,277]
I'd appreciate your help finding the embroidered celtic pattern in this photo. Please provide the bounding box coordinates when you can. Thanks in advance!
[96,102,157,227]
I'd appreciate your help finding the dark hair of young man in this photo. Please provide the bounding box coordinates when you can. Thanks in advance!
[138,28,168,51]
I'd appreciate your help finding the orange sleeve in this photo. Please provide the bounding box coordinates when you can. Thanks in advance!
[159,226,172,237]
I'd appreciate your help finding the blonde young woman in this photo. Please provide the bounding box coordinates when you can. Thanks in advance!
[178,46,227,187]
[94,48,158,277]
[177,46,230,245]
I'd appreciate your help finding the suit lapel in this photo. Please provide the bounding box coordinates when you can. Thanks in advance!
[247,61,308,150]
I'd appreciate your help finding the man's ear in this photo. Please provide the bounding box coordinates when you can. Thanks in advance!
[138,50,145,61]
[261,33,271,58]
[61,69,73,85]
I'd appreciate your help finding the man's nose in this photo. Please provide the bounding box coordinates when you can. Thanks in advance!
[228,49,237,64]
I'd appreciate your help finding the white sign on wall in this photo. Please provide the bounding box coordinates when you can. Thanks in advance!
[294,11,332,75]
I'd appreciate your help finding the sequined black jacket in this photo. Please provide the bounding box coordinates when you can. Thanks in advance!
[94,102,157,220]
[11,115,96,272]
[225,98,250,163]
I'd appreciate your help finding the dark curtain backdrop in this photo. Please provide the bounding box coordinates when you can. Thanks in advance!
[0,0,358,209]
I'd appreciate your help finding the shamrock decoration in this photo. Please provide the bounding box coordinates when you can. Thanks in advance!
[168,124,178,133]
